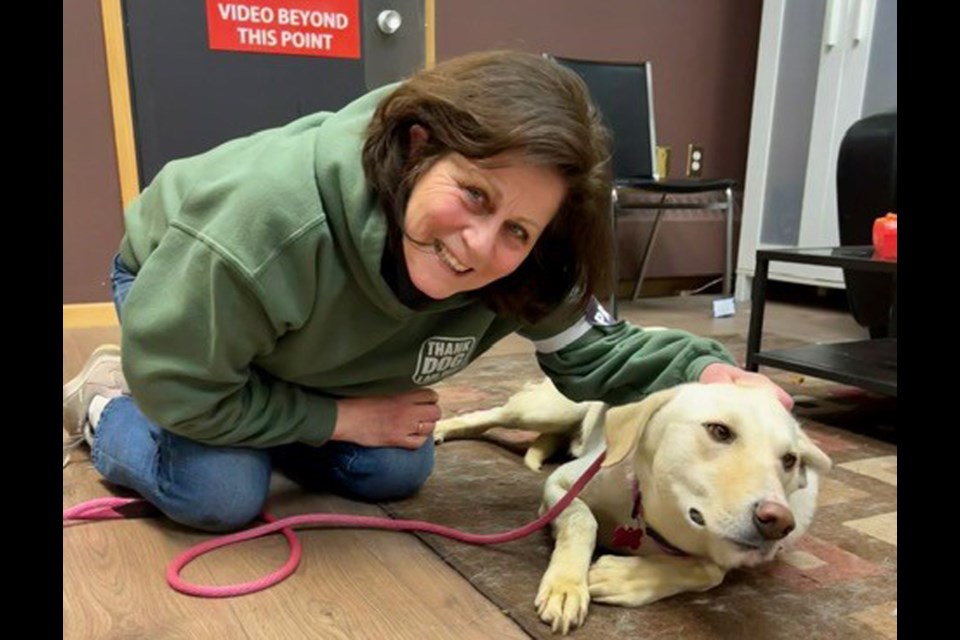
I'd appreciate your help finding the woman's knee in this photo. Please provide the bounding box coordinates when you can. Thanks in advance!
[169,486,268,532]
[337,439,435,502]
[162,446,272,532]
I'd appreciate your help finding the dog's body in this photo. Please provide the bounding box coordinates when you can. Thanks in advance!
[434,379,831,634]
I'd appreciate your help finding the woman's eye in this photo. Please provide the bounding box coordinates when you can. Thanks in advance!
[703,422,735,443]
[506,222,530,243]
[464,185,485,203]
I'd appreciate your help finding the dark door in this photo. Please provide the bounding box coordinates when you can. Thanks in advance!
[122,0,425,188]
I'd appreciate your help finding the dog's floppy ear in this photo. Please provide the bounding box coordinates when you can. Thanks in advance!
[602,387,678,467]
[795,427,832,487]
[798,428,832,472]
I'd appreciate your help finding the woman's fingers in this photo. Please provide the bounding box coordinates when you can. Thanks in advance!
[400,388,440,405]
[333,389,442,448]
[699,362,794,410]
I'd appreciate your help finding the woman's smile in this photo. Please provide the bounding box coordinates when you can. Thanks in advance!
[433,240,472,274]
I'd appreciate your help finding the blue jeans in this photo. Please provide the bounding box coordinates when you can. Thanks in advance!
[93,255,434,532]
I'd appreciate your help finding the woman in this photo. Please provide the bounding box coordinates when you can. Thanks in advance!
[63,51,789,532]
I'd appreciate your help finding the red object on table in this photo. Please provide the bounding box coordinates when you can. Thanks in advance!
[872,213,897,259]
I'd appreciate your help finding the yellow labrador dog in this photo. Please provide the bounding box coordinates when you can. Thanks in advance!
[434,379,831,634]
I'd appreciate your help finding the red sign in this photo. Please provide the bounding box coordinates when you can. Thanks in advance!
[206,0,360,59]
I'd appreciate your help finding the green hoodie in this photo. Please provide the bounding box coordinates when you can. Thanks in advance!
[118,85,735,448]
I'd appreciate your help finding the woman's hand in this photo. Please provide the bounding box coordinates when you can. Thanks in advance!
[698,362,794,410]
[332,389,441,449]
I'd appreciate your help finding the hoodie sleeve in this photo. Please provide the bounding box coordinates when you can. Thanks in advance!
[518,298,736,406]
[120,226,337,448]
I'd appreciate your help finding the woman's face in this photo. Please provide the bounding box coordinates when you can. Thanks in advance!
[402,152,566,300]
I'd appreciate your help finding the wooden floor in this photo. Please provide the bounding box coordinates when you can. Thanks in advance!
[62,294,864,639]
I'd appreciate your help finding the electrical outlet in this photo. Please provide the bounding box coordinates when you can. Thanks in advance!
[686,144,704,178]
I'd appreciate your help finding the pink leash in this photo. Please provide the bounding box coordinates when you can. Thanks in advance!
[63,452,605,598]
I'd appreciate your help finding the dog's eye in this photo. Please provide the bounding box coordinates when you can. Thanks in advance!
[782,453,798,471]
[703,422,734,443]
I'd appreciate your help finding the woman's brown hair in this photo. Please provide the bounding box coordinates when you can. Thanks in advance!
[363,50,613,324]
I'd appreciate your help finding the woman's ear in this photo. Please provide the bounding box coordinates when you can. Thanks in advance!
[409,124,429,158]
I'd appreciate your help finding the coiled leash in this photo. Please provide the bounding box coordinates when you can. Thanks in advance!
[63,452,605,598]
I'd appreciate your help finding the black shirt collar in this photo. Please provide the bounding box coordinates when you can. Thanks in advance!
[380,238,435,310]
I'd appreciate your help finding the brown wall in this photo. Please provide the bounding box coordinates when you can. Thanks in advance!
[436,0,763,184]
[62,0,762,304]
[63,0,125,304]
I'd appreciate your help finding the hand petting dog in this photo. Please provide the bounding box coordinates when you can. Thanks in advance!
[698,362,794,410]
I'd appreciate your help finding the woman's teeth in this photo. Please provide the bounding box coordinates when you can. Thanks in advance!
[434,241,470,273]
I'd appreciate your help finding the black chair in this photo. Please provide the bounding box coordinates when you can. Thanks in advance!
[548,56,737,316]
[836,111,897,338]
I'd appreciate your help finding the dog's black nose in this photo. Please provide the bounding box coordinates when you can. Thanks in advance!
[753,501,795,540]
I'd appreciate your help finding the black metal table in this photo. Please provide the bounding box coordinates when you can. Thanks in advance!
[746,246,897,396]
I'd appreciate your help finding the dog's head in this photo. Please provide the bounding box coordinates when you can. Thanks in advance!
[602,382,831,569]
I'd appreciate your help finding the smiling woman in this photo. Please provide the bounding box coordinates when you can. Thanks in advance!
[401,150,566,300]
[64,50,788,538]
[364,50,615,322]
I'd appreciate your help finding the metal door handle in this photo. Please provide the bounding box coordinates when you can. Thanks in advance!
[377,10,402,35]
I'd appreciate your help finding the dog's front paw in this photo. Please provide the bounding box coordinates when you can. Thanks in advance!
[534,570,590,635]
[432,418,458,444]
[588,555,649,606]
[589,554,725,607]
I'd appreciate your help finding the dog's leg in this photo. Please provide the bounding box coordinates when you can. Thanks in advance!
[435,381,552,443]
[524,432,568,471]
[535,464,599,635]
[527,401,606,469]
[588,554,726,607]
[569,402,607,458]
[433,407,506,443]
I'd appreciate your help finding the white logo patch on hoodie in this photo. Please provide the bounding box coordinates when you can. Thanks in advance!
[412,336,477,385]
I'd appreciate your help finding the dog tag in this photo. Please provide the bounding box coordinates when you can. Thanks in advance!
[612,525,644,550]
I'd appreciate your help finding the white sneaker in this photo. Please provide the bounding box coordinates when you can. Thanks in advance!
[63,344,128,467]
